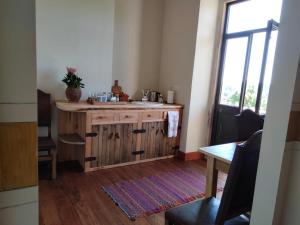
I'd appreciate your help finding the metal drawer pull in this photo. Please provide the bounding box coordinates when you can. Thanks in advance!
[132,129,146,134]
[132,150,145,155]
[86,132,98,137]
[108,132,114,139]
[85,157,97,162]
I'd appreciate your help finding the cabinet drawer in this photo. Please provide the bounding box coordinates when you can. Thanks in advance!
[91,113,115,124]
[142,111,163,121]
[119,112,139,123]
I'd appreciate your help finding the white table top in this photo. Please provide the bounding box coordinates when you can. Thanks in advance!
[198,143,237,164]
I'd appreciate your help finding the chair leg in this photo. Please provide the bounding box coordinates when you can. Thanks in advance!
[51,149,57,180]
[165,218,172,225]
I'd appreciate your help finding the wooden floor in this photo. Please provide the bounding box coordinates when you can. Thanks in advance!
[39,159,225,225]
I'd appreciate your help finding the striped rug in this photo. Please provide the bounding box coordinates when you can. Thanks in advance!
[102,169,222,220]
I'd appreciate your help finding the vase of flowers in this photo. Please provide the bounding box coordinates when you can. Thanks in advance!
[62,67,85,102]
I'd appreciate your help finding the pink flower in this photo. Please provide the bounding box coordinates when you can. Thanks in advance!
[67,67,77,74]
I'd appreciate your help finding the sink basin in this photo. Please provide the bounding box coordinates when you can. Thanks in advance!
[131,101,164,106]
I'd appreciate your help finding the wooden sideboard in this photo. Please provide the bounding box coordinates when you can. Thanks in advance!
[56,101,183,172]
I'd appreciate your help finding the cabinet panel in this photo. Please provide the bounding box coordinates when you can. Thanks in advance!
[140,121,178,160]
[0,123,37,191]
[119,112,139,123]
[142,111,163,122]
[91,112,115,125]
[91,123,138,168]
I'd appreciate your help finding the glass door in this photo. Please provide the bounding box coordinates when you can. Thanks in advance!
[211,0,282,144]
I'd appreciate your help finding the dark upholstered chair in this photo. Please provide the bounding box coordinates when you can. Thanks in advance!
[235,109,264,142]
[38,89,57,179]
[165,130,263,225]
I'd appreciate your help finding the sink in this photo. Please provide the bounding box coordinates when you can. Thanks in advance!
[131,101,164,107]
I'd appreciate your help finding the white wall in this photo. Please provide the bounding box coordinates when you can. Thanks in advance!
[159,0,201,151]
[185,0,220,152]
[112,0,164,99]
[37,0,164,101]
[250,0,300,224]
[0,0,38,224]
[0,0,36,106]
[36,0,115,100]
[36,0,221,153]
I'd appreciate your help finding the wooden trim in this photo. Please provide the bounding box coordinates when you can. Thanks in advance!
[56,101,183,112]
[177,151,204,161]
[135,112,143,161]
[85,155,175,172]
[84,112,92,171]
[0,122,37,191]
[287,111,300,141]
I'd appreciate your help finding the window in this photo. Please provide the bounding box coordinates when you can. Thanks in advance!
[218,0,282,113]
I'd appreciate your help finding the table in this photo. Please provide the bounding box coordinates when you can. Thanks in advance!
[199,143,236,197]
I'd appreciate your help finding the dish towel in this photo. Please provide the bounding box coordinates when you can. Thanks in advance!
[168,111,179,138]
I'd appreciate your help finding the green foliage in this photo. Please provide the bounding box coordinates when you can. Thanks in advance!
[223,84,269,113]
[243,85,257,109]
[227,90,240,106]
[227,85,257,109]
[62,72,85,88]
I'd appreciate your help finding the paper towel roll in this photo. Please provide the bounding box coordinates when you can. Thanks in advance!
[167,90,174,104]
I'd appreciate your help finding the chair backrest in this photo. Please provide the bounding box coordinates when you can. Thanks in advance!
[38,89,52,136]
[215,130,263,224]
[235,109,264,142]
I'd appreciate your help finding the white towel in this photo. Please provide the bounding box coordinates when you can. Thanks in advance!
[168,111,179,138]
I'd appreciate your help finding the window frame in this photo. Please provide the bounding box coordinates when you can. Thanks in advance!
[215,0,279,113]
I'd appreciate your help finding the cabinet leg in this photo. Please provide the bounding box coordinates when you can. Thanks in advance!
[51,149,57,179]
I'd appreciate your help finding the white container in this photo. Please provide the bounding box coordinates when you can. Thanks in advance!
[167,90,174,104]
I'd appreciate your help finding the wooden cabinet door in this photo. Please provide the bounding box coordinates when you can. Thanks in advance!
[91,123,138,168]
[140,121,178,160]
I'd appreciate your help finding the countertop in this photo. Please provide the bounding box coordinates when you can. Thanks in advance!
[55,100,183,112]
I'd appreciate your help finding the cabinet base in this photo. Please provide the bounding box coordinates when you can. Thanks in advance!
[84,155,175,172]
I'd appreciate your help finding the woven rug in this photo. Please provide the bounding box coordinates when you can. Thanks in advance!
[102,169,223,220]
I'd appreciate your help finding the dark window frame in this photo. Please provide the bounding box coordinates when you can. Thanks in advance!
[214,1,279,113]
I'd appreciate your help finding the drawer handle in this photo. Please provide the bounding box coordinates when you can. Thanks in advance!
[85,157,96,162]
[125,115,130,118]
[132,129,146,134]
[86,132,98,137]
[108,132,114,140]
[147,114,151,118]
[132,150,145,155]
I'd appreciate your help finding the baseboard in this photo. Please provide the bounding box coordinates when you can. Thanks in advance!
[177,151,204,161]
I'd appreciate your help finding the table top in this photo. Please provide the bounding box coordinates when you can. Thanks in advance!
[198,143,237,164]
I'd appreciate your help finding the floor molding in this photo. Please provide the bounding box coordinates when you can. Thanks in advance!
[177,151,204,161]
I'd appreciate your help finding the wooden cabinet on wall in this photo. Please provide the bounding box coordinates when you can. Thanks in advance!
[56,101,183,172]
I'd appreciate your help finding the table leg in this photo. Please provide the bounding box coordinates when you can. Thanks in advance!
[206,156,218,198]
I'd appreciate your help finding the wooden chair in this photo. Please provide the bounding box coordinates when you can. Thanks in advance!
[235,109,264,142]
[38,89,57,179]
[165,130,263,225]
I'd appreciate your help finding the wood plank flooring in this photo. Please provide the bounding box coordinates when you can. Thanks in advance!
[39,159,225,225]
